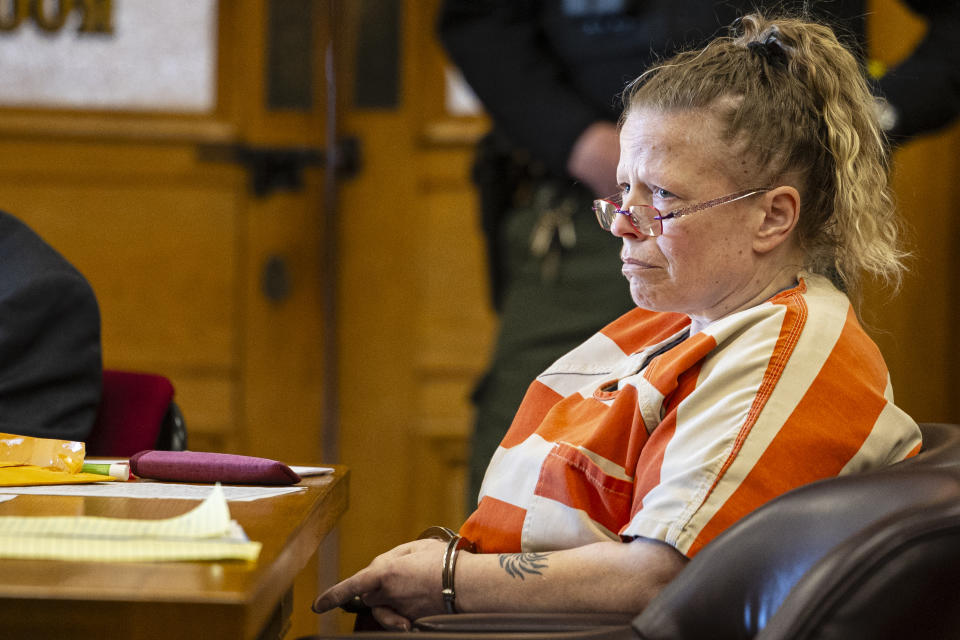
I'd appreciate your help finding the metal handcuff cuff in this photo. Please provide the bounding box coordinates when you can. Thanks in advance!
[341,526,477,615]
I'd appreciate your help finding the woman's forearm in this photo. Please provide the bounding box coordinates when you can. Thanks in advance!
[455,538,688,614]
[312,537,688,630]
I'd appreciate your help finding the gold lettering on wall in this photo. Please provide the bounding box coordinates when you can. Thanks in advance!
[77,0,111,32]
[33,0,71,31]
[0,0,112,34]
[0,0,29,30]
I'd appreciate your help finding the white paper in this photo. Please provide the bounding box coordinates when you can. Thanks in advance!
[0,481,304,502]
[290,465,335,477]
[0,484,261,562]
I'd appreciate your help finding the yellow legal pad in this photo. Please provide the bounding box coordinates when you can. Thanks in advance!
[0,461,114,486]
[0,483,261,562]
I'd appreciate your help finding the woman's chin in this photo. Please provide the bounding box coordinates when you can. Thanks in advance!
[629,289,656,311]
[629,284,676,314]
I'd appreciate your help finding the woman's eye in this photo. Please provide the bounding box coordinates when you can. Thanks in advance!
[653,187,676,200]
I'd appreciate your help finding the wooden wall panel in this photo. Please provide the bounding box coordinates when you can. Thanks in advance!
[335,106,423,567]
[238,183,327,463]
[411,156,496,530]
[0,138,244,448]
[330,1,493,630]
[416,155,496,373]
[865,131,960,422]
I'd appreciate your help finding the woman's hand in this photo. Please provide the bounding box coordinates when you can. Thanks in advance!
[312,538,448,630]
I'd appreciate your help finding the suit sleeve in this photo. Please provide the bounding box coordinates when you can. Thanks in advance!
[0,269,102,442]
[877,0,960,140]
[437,0,602,176]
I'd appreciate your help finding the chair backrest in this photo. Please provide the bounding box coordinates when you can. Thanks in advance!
[632,422,960,640]
[85,369,185,457]
[757,497,960,639]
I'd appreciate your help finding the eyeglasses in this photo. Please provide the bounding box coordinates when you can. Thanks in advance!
[592,188,771,237]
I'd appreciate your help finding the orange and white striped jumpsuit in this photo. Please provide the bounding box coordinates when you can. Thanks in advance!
[460,273,921,557]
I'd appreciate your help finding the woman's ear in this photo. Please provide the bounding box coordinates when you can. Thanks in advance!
[753,186,800,254]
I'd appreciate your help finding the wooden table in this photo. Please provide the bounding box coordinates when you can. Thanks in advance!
[0,467,349,640]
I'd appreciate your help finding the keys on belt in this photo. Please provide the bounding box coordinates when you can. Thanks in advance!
[529,185,577,282]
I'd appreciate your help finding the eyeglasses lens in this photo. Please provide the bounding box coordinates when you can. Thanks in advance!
[629,206,661,236]
[592,200,661,237]
[592,201,614,229]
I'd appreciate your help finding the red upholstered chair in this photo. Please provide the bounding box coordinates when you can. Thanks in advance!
[85,369,187,457]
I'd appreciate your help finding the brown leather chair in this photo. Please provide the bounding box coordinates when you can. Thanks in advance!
[301,422,960,640]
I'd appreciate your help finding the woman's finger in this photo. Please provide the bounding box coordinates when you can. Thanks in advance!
[311,570,381,613]
[371,605,412,631]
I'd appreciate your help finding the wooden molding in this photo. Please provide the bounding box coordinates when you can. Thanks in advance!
[0,110,238,144]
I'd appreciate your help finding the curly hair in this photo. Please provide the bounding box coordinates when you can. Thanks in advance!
[620,13,907,301]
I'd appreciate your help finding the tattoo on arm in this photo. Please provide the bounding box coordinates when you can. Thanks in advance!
[498,552,551,580]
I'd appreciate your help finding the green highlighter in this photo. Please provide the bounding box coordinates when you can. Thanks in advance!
[81,462,131,480]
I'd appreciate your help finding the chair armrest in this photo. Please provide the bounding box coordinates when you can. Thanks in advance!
[296,627,636,640]
[414,613,634,632]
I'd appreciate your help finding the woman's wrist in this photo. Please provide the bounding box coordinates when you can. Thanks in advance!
[441,535,473,613]
[417,526,475,615]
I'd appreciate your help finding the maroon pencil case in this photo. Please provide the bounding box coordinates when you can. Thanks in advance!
[128,450,301,485]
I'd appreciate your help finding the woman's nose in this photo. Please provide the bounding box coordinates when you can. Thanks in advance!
[609,208,644,240]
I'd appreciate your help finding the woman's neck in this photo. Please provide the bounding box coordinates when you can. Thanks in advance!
[687,264,802,334]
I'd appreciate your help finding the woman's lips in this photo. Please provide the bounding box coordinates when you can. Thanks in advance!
[622,257,659,279]
[622,256,657,270]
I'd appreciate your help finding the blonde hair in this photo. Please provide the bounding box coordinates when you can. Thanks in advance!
[621,13,907,301]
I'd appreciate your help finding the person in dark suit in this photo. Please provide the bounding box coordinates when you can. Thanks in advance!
[0,210,102,442]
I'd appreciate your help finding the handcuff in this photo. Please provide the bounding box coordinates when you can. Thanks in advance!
[342,526,476,615]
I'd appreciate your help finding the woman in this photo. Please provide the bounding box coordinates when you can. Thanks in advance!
[313,13,921,629]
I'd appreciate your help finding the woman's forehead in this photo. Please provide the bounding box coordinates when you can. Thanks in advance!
[621,108,723,145]
[619,108,732,176]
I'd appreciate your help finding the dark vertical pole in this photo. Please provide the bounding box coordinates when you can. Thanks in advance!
[316,4,342,634]
[321,0,341,463]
